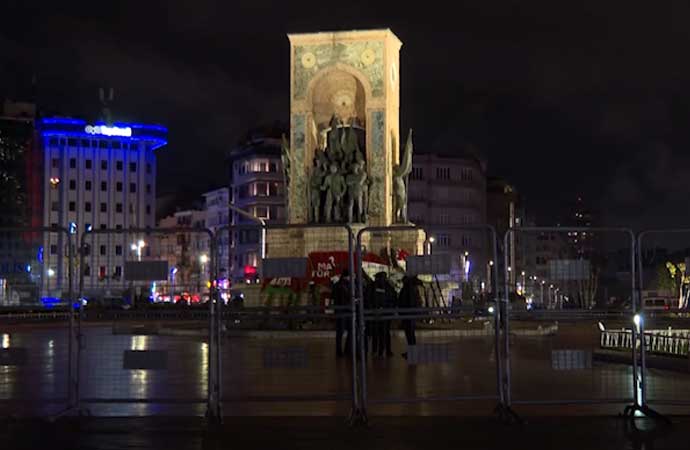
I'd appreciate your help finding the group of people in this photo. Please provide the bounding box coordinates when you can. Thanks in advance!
[333,270,422,359]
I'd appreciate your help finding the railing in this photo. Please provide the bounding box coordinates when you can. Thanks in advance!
[601,329,690,357]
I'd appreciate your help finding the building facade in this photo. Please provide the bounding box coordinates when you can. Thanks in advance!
[154,210,209,298]
[228,135,286,281]
[203,187,230,277]
[407,153,487,287]
[0,100,41,305]
[38,117,167,298]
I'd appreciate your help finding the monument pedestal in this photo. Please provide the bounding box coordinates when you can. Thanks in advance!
[265,225,425,261]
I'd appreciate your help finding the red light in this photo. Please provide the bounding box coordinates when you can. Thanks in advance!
[244,265,257,276]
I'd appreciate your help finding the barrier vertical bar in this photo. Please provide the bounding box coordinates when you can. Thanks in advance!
[489,227,504,407]
[355,230,367,413]
[214,229,223,420]
[503,229,513,408]
[67,232,75,410]
[345,225,361,421]
[207,229,218,422]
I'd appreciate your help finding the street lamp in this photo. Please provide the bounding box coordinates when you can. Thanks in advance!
[427,236,435,255]
[131,240,146,261]
[170,266,178,303]
[199,254,209,291]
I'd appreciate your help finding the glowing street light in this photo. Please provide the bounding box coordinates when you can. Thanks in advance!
[131,240,146,261]
[49,177,61,188]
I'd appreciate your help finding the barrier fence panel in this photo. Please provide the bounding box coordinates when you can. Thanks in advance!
[216,224,357,417]
[356,225,503,415]
[0,226,75,417]
[504,227,637,412]
[637,229,690,414]
[77,227,214,416]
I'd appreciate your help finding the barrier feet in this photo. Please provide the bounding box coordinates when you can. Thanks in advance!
[347,407,368,428]
[624,403,670,426]
[493,403,523,425]
[205,405,224,429]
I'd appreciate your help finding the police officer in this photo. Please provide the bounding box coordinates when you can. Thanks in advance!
[333,269,352,357]
[365,271,396,357]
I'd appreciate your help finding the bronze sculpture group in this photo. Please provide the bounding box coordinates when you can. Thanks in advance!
[283,114,413,225]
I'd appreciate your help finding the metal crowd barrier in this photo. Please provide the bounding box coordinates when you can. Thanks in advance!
[504,227,639,411]
[76,227,215,417]
[0,226,76,419]
[213,223,358,421]
[637,228,690,412]
[355,224,507,420]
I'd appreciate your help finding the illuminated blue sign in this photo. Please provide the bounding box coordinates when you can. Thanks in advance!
[85,124,132,137]
[38,117,168,150]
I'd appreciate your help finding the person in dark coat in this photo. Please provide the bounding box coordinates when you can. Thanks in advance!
[333,269,352,357]
[398,275,422,358]
[365,271,396,357]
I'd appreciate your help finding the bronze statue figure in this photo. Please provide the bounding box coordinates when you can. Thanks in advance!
[322,162,347,223]
[346,161,368,223]
[326,115,343,162]
[309,157,327,222]
[393,129,413,223]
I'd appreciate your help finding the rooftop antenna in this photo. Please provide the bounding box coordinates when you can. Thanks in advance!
[99,87,114,124]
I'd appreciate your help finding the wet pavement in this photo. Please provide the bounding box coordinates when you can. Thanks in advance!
[1,321,690,418]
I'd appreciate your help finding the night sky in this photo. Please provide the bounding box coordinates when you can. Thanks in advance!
[2,1,690,229]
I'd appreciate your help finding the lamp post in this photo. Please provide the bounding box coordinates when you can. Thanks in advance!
[199,254,209,292]
[131,240,145,262]
[427,236,435,255]
[487,260,494,293]
[170,266,178,303]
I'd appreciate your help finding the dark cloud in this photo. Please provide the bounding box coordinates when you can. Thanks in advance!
[2,0,690,227]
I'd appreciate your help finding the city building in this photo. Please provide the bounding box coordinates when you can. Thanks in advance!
[407,152,488,289]
[228,130,286,281]
[38,116,167,298]
[485,177,528,291]
[203,187,230,277]
[0,100,41,305]
[154,210,209,298]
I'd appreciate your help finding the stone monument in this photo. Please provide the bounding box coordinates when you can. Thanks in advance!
[269,29,424,259]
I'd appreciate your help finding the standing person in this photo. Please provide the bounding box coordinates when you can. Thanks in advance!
[365,272,396,357]
[398,275,421,359]
[333,270,352,358]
